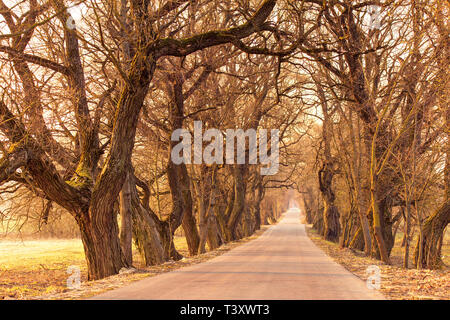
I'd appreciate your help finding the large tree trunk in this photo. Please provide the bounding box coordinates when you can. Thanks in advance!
[207,214,223,250]
[215,192,232,243]
[197,190,209,254]
[241,205,253,238]
[349,227,365,251]
[313,205,324,235]
[324,205,340,242]
[403,204,412,268]
[369,182,392,264]
[363,121,395,263]
[414,7,450,268]
[302,188,315,224]
[220,186,235,241]
[177,162,200,256]
[247,179,263,233]
[0,0,278,281]
[414,201,450,269]
[348,111,372,255]
[166,72,200,255]
[77,212,129,281]
[166,161,199,256]
[315,78,341,243]
[82,39,157,278]
[0,99,127,281]
[253,183,263,231]
[158,221,184,261]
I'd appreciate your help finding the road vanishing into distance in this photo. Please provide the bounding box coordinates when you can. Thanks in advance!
[92,209,385,300]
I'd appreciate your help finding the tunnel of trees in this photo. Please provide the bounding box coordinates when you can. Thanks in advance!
[0,0,448,280]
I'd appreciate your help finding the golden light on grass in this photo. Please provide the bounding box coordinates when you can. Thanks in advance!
[0,237,189,299]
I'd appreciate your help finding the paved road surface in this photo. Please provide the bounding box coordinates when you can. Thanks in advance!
[92,209,384,300]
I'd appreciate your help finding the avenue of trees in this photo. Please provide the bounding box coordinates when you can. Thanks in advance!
[0,0,448,280]
[297,0,449,270]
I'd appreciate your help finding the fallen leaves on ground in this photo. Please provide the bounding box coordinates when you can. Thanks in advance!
[12,226,271,300]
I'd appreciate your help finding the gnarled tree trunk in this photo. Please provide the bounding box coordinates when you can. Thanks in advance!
[414,201,450,269]
[77,211,129,280]
[167,72,200,255]
[120,172,133,265]
[226,165,247,240]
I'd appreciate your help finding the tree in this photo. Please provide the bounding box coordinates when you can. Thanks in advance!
[0,0,278,279]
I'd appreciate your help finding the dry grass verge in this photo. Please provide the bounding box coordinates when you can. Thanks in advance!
[305,225,449,300]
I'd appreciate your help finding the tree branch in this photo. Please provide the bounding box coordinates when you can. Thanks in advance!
[154,0,277,58]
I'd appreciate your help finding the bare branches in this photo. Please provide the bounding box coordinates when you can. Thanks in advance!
[154,0,277,58]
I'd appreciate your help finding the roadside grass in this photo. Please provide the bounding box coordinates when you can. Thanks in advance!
[0,237,188,299]
[0,225,273,300]
[305,225,450,300]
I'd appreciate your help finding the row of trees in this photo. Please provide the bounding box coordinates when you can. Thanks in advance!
[298,0,449,269]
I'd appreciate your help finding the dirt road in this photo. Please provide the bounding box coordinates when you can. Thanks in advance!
[91,209,384,300]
